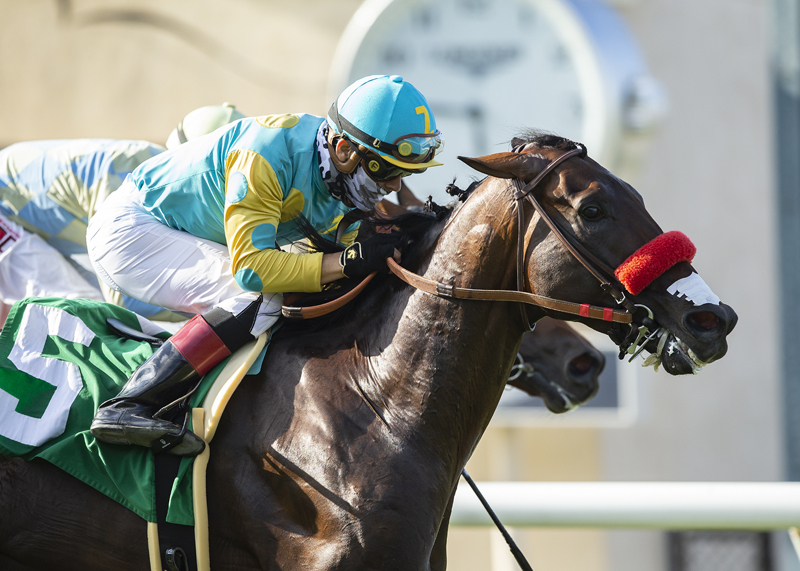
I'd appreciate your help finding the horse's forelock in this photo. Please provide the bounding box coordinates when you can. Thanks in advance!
[511,130,586,157]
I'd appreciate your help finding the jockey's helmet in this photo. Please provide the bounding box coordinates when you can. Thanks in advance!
[166,103,247,150]
[327,75,444,172]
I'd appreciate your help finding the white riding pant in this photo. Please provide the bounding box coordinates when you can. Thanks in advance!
[0,213,102,304]
[86,181,281,337]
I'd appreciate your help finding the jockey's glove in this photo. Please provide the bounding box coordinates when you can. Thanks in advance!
[339,232,403,280]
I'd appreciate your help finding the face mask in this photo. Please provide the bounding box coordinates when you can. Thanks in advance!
[347,165,392,211]
[315,123,391,212]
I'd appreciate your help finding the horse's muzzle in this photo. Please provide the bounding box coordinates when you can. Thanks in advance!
[681,302,737,363]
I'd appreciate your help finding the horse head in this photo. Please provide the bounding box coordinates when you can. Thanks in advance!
[509,317,604,413]
[459,134,737,375]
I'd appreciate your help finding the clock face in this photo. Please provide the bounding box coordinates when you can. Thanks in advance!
[332,0,609,204]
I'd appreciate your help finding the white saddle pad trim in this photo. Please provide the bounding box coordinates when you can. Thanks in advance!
[147,331,268,571]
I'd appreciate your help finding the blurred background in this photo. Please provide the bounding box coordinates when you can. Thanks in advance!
[0,0,793,569]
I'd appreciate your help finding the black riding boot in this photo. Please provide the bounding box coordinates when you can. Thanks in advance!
[90,313,241,457]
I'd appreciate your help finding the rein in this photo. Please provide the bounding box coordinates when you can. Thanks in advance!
[386,258,631,323]
[281,146,633,326]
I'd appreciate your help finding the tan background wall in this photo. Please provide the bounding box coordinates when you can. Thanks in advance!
[0,0,362,146]
[0,1,782,570]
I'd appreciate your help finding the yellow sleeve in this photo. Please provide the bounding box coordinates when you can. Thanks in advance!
[224,149,324,293]
[340,227,359,247]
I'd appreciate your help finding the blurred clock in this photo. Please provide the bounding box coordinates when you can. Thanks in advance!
[328,0,666,204]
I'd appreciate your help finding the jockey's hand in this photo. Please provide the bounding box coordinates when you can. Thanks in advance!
[339,232,403,279]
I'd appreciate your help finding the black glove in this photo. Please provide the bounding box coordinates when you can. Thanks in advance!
[339,232,403,279]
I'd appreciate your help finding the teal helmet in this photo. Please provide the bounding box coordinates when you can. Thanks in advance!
[327,75,444,171]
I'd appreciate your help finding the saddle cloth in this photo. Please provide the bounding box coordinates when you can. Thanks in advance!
[0,297,268,527]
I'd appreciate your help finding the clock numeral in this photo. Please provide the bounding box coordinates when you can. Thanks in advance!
[572,95,584,121]
[518,5,537,27]
[413,7,437,29]
[458,0,491,13]
[552,45,570,68]
[382,46,407,66]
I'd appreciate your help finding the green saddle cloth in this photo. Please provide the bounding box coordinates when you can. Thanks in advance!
[0,297,247,525]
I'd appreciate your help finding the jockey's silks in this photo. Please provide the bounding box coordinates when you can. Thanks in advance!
[129,114,360,294]
[0,139,165,258]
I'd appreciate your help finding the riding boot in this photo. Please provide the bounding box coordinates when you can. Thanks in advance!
[91,314,238,457]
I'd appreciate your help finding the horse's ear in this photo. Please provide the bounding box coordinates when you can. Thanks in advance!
[459,152,549,181]
[458,153,520,179]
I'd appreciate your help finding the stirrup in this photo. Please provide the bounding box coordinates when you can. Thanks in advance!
[152,406,191,454]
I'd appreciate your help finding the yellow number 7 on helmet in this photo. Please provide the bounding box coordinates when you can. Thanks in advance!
[415,106,431,134]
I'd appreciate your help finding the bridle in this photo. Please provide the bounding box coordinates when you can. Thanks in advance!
[386,145,667,359]
[507,352,534,382]
[386,147,631,318]
[284,145,665,360]
[510,147,633,326]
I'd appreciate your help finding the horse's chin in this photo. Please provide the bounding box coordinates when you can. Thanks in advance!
[646,334,708,375]
[530,373,578,413]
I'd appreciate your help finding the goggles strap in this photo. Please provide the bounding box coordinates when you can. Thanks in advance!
[328,102,436,163]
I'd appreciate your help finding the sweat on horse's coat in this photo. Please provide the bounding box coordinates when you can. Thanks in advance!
[0,136,738,571]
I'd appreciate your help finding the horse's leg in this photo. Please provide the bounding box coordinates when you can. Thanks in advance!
[0,457,150,571]
[430,488,456,571]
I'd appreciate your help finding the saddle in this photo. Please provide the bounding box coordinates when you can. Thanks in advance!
[109,317,268,571]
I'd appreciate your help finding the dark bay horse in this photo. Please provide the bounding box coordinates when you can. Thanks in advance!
[508,317,604,413]
[429,316,605,568]
[0,135,736,570]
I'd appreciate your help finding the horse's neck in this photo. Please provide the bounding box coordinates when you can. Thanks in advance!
[370,183,524,467]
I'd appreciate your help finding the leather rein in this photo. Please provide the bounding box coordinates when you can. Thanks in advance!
[282,146,634,327]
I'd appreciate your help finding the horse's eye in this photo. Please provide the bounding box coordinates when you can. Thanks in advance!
[579,205,603,221]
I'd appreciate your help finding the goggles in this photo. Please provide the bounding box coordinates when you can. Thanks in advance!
[328,102,444,165]
[350,145,423,182]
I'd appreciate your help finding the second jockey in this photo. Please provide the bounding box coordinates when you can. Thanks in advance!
[0,103,246,322]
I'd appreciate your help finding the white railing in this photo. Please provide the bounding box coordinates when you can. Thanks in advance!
[450,481,800,530]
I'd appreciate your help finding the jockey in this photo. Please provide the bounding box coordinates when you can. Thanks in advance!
[0,139,166,317]
[86,74,444,457]
[0,104,246,323]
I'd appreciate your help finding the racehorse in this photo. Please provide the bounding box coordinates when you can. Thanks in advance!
[507,317,604,413]
[0,134,736,570]
[428,315,605,569]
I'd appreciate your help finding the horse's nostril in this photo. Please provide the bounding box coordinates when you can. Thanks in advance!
[687,311,720,332]
[569,353,599,375]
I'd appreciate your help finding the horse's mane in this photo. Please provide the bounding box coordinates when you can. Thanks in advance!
[273,209,452,339]
[509,129,586,155]
[271,131,585,340]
